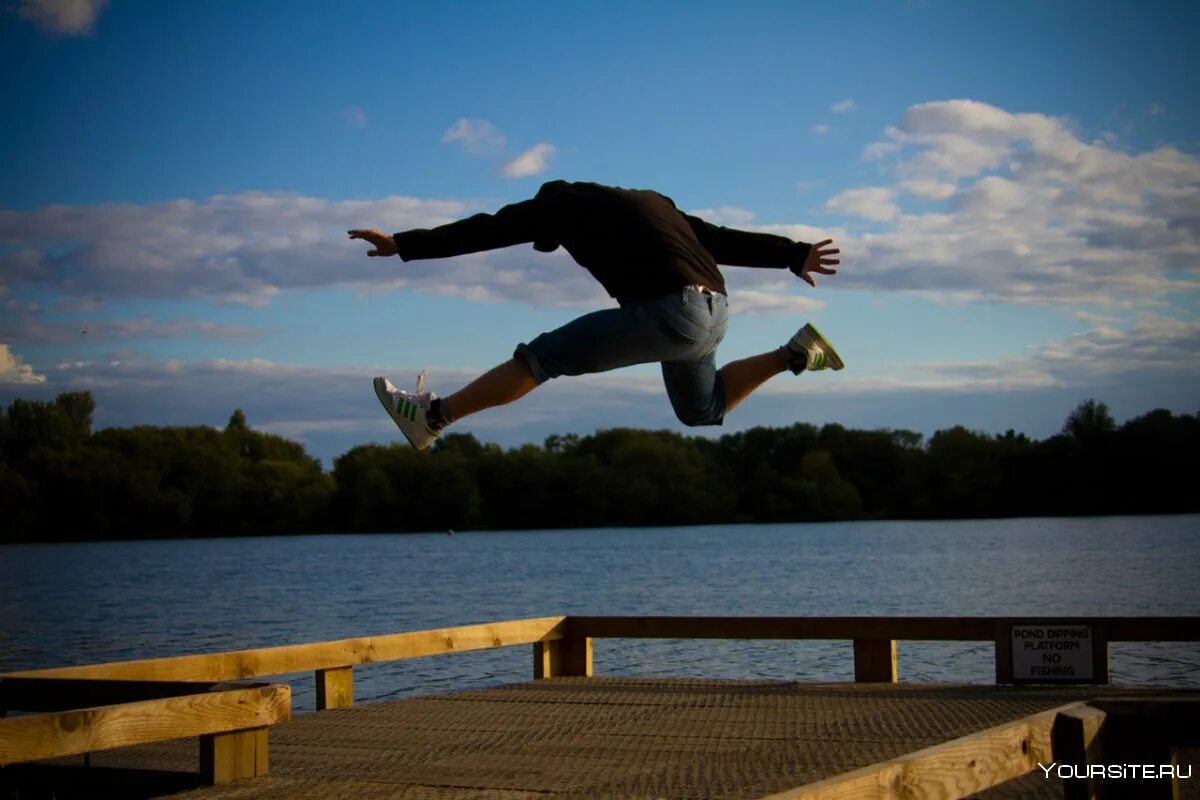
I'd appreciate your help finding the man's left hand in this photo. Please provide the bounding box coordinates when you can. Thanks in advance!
[793,239,840,287]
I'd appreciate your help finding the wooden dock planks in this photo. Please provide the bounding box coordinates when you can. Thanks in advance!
[7,678,1192,800]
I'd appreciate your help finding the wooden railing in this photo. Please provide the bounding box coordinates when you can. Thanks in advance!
[5,615,568,710]
[563,615,1200,684]
[0,616,567,782]
[0,678,289,783]
[6,616,1198,710]
[3,615,1197,785]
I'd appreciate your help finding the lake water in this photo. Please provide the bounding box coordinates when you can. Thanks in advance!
[2,516,1198,712]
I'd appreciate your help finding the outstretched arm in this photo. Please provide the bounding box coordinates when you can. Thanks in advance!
[349,198,542,261]
[682,214,840,287]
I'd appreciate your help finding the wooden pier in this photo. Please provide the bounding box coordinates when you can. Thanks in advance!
[3,616,1198,799]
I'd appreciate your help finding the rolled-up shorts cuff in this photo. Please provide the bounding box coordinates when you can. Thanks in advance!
[514,342,552,385]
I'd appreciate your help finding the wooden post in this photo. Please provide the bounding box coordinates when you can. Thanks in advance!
[533,640,558,679]
[199,727,269,784]
[1092,625,1110,685]
[533,636,592,678]
[315,666,353,710]
[562,635,592,677]
[994,620,1014,684]
[1169,747,1190,800]
[852,639,897,682]
[1051,704,1107,800]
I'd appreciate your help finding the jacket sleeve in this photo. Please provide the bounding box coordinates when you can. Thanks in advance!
[392,197,543,261]
[682,213,812,270]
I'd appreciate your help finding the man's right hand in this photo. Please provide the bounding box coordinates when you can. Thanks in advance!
[348,228,398,257]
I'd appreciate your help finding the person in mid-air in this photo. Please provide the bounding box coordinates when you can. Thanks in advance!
[349,179,843,451]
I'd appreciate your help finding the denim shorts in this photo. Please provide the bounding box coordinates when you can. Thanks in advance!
[515,286,730,426]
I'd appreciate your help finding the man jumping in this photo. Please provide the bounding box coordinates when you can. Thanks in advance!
[349,179,843,451]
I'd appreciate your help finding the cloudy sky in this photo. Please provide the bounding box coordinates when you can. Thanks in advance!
[2,0,1198,466]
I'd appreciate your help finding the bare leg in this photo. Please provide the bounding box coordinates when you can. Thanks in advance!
[718,347,789,413]
[439,357,539,425]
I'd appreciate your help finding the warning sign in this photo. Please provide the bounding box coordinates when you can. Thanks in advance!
[1011,624,1094,682]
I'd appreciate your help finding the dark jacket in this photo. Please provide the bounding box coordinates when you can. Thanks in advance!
[392,180,812,304]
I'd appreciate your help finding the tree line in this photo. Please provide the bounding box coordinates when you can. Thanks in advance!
[1,392,1196,543]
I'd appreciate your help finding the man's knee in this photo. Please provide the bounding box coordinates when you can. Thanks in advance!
[672,404,724,427]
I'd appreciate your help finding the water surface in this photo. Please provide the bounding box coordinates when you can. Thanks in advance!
[3,516,1197,711]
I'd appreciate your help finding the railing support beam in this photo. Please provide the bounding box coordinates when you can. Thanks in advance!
[199,727,269,784]
[853,638,897,682]
[315,666,353,710]
[533,636,592,679]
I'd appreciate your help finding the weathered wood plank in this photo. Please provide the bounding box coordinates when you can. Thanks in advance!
[3,616,567,682]
[0,684,290,766]
[755,702,1079,800]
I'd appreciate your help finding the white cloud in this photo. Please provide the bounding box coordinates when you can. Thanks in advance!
[951,175,1024,218]
[7,97,1198,317]
[826,98,1200,306]
[832,99,857,114]
[898,179,957,200]
[17,0,107,35]
[687,206,756,226]
[0,192,483,306]
[728,290,825,315]
[346,106,367,129]
[812,124,830,136]
[825,187,899,221]
[441,118,507,156]
[498,144,557,178]
[1149,103,1165,117]
[0,345,45,384]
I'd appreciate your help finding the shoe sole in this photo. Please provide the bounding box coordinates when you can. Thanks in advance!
[374,377,433,451]
[803,323,845,370]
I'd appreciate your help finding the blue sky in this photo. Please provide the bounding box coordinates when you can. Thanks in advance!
[2,0,1198,466]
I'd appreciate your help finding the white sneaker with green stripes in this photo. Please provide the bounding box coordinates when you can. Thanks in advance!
[785,323,845,375]
[373,371,439,451]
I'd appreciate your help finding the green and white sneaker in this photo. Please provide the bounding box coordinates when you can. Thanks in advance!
[784,323,845,374]
[373,371,439,451]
